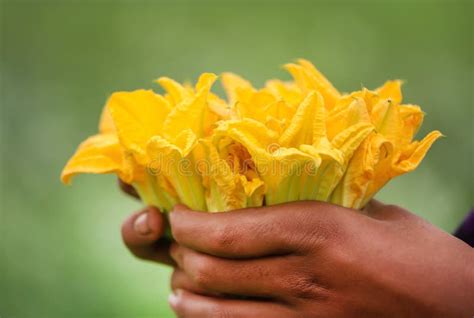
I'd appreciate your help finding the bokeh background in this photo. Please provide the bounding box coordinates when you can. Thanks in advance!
[1,0,472,317]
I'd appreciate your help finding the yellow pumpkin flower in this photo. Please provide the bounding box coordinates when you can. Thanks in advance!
[217,61,440,209]
[213,91,373,204]
[62,73,222,212]
[62,59,441,213]
[330,81,442,208]
[200,139,265,212]
[61,101,146,191]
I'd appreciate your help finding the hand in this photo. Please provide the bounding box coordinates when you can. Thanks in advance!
[119,180,174,266]
[167,201,474,318]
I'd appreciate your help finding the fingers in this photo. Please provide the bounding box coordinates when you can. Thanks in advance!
[170,244,306,299]
[170,201,348,258]
[170,244,332,303]
[118,178,139,199]
[169,289,293,318]
[121,206,174,265]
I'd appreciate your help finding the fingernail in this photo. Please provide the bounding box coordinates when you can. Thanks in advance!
[168,289,182,309]
[134,213,150,235]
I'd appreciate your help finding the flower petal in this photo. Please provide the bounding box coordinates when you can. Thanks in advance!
[376,80,403,105]
[398,104,425,145]
[61,134,130,184]
[235,91,276,122]
[285,60,340,108]
[279,91,325,147]
[98,106,116,134]
[147,132,206,211]
[215,118,279,157]
[221,72,254,105]
[162,73,217,140]
[264,79,302,107]
[156,77,190,105]
[204,141,248,212]
[327,97,371,140]
[297,59,340,100]
[108,89,172,164]
[394,130,443,173]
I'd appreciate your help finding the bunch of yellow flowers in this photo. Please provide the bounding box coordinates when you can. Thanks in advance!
[61,59,441,212]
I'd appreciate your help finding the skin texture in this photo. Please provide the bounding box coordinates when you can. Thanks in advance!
[119,181,474,318]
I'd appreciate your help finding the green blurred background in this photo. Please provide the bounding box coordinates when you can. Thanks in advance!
[1,0,472,317]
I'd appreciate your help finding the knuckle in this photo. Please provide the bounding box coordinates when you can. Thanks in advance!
[382,204,406,217]
[384,203,400,210]
[298,209,345,248]
[385,204,411,217]
[286,274,330,301]
[191,256,214,287]
[209,307,232,318]
[318,217,344,241]
[211,225,237,251]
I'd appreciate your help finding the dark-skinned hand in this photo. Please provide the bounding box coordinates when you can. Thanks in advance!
[119,181,474,318]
